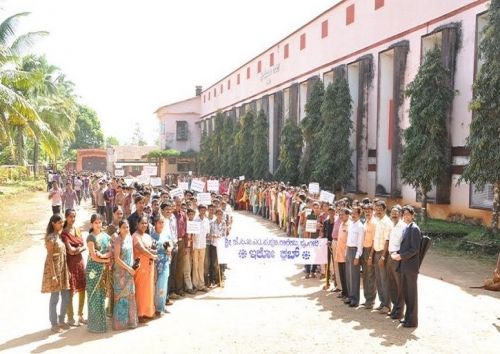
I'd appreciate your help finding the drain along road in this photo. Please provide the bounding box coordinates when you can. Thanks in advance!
[0,192,498,354]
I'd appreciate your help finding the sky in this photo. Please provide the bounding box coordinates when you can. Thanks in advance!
[0,0,338,145]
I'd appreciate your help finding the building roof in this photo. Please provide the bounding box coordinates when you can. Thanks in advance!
[112,145,158,161]
[154,96,199,115]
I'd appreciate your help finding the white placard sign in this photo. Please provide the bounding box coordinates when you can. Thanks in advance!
[191,179,205,192]
[188,171,192,176]
[142,165,158,176]
[305,219,318,233]
[179,182,189,191]
[137,174,149,184]
[197,192,211,206]
[207,180,219,192]
[239,176,245,181]
[186,221,200,234]
[169,187,184,198]
[319,190,335,204]
[114,169,124,177]
[308,182,320,194]
[150,177,162,187]
[124,178,134,186]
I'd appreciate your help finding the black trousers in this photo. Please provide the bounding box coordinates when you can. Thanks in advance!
[338,262,348,297]
[387,257,404,317]
[168,247,178,293]
[207,245,219,283]
[401,272,418,326]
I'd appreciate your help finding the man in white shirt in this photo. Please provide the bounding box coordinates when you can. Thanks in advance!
[345,206,365,307]
[192,205,210,292]
[387,205,406,319]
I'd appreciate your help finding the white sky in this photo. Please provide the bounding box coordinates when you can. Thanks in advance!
[1,0,338,144]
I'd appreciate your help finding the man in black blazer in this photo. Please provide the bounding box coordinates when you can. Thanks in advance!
[391,205,422,328]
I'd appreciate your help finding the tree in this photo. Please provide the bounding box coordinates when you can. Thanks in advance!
[220,115,237,176]
[275,119,303,185]
[312,77,352,191]
[71,105,105,149]
[400,47,455,223]
[199,130,215,175]
[461,0,500,231]
[236,110,255,179]
[299,79,324,183]
[252,109,269,179]
[105,136,120,147]
[130,122,146,146]
[212,112,225,176]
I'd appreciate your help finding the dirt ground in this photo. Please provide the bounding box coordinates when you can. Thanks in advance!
[0,192,498,354]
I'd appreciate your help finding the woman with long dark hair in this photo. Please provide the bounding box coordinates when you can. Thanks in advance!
[112,219,138,330]
[41,214,70,333]
[86,213,112,332]
[61,209,87,326]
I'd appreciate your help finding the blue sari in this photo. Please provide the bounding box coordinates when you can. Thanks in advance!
[151,228,172,313]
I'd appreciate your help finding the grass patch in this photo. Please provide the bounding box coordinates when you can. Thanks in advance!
[0,179,46,199]
[418,217,499,260]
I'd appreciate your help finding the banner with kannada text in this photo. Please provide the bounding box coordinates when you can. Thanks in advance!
[217,235,327,265]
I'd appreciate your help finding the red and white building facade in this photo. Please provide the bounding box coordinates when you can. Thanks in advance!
[159,0,493,224]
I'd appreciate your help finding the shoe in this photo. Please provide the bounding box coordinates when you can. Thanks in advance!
[344,299,352,304]
[403,323,417,328]
[169,293,180,300]
[186,289,196,295]
[390,313,402,320]
[305,274,310,279]
[59,322,71,330]
[177,291,185,297]
[399,319,406,324]
[78,317,87,325]
[363,304,374,310]
[199,287,208,292]
[311,273,317,279]
[375,305,384,311]
[378,306,391,314]
[51,325,63,334]
[166,300,174,306]
[332,288,341,293]
[67,319,78,327]
[336,294,344,299]
[349,303,358,308]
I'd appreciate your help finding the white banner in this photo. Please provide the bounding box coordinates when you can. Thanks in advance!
[187,220,200,234]
[207,179,219,192]
[136,175,150,184]
[170,187,184,198]
[179,182,189,191]
[239,175,245,181]
[150,177,162,187]
[197,192,211,206]
[308,182,320,194]
[114,169,124,177]
[217,235,327,264]
[319,190,335,204]
[142,165,158,176]
[191,179,205,192]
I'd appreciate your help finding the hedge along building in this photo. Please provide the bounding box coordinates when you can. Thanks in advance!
[159,0,493,224]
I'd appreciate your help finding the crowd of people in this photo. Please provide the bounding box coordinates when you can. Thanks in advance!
[42,173,423,334]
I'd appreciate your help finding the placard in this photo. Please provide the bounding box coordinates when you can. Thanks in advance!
[150,177,162,187]
[207,179,219,192]
[308,182,320,194]
[197,192,211,206]
[136,174,149,184]
[191,179,205,193]
[142,165,158,176]
[188,171,192,176]
[114,169,124,177]
[179,182,189,191]
[319,190,335,204]
[124,178,134,186]
[239,176,245,181]
[186,220,200,234]
[305,219,318,233]
[169,188,183,198]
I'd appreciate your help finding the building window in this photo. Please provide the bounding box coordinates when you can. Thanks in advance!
[247,67,251,79]
[346,4,355,25]
[321,20,328,38]
[300,33,306,50]
[375,0,384,10]
[203,94,206,103]
[270,52,274,66]
[237,73,241,85]
[168,157,176,164]
[228,79,231,90]
[176,121,188,141]
[220,84,223,94]
[284,43,289,59]
[258,60,262,73]
[470,183,494,209]
[213,88,216,97]
[208,91,211,100]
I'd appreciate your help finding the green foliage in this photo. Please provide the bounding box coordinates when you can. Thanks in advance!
[212,112,225,176]
[70,105,104,149]
[299,79,324,183]
[0,166,30,182]
[400,47,455,194]
[462,0,500,189]
[275,119,303,185]
[199,130,214,175]
[312,77,352,190]
[105,136,120,147]
[252,109,269,179]
[236,110,255,179]
[220,115,238,176]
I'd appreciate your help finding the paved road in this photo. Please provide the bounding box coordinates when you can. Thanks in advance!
[0,196,498,353]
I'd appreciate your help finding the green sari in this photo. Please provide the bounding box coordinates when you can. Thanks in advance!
[86,232,111,333]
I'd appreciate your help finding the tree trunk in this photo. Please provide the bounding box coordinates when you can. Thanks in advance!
[33,141,40,178]
[15,127,25,166]
[421,186,428,225]
[492,180,500,233]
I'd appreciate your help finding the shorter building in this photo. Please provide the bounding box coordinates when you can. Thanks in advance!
[76,149,107,172]
[107,145,158,177]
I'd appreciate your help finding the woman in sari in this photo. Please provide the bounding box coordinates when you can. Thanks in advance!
[61,209,87,327]
[41,214,71,333]
[150,215,173,316]
[86,213,112,333]
[112,219,138,330]
[133,215,157,322]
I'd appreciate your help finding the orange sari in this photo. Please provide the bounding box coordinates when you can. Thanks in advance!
[133,232,155,318]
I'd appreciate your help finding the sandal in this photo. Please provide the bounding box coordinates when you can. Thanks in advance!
[78,317,88,325]
[51,325,63,334]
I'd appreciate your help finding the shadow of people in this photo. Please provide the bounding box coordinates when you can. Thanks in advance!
[0,329,51,353]
[286,268,326,289]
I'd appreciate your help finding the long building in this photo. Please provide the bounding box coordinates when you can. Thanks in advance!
[157,0,493,224]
